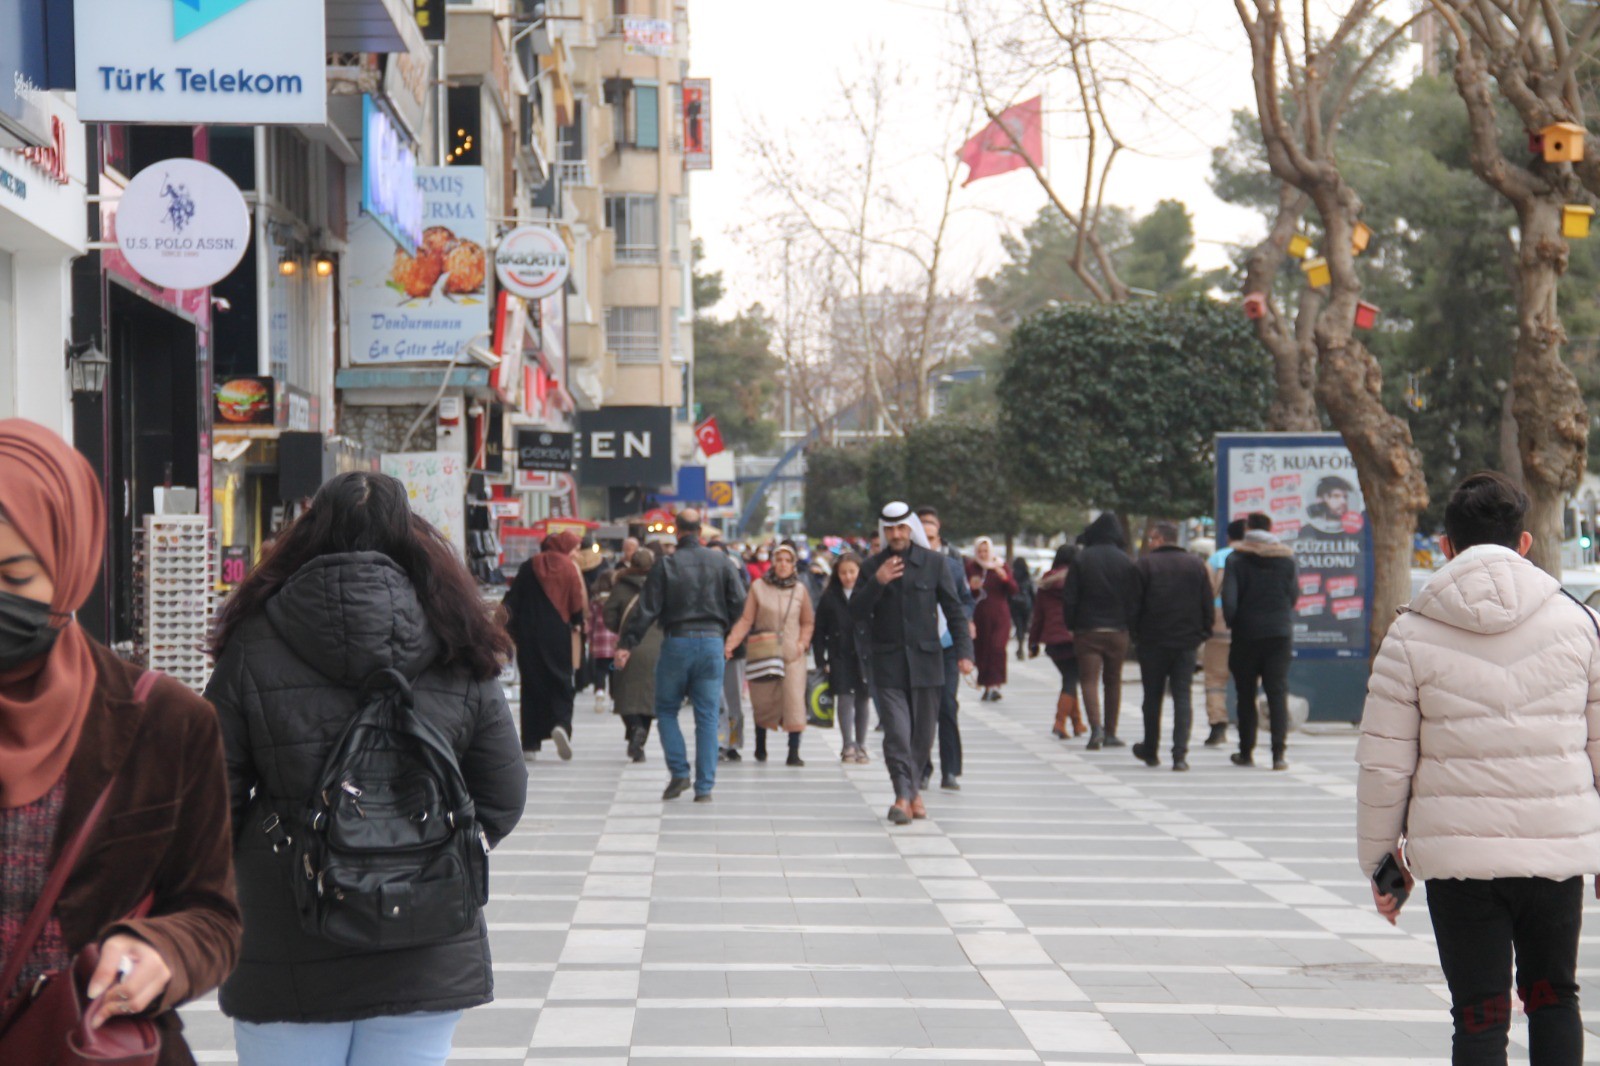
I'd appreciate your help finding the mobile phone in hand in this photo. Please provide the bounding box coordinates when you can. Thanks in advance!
[1373,852,1409,908]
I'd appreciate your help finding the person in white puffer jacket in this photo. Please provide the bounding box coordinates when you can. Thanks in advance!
[1357,471,1600,1066]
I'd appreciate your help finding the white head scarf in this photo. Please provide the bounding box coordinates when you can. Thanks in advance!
[878,501,931,551]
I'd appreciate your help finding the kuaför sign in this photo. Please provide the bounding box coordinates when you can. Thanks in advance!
[75,0,327,125]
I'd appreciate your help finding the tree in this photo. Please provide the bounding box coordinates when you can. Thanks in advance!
[802,446,874,536]
[999,297,1272,517]
[903,419,1020,540]
[692,243,782,453]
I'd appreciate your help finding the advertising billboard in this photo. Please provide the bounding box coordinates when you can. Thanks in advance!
[682,78,711,171]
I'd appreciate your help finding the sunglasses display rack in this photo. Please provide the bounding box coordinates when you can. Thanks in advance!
[133,514,216,692]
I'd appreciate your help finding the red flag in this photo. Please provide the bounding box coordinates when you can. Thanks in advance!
[959,97,1043,186]
[694,416,726,456]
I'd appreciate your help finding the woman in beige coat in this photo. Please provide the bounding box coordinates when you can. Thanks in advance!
[726,541,814,766]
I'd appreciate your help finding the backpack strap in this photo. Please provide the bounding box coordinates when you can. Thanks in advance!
[1561,589,1600,645]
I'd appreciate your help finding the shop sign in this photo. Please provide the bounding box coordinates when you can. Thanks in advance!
[708,480,734,507]
[415,0,445,42]
[219,545,250,587]
[516,429,574,473]
[576,406,673,488]
[381,48,429,140]
[348,166,489,364]
[622,17,674,56]
[488,500,521,521]
[116,159,251,290]
[362,96,422,253]
[682,78,712,171]
[1216,433,1372,660]
[74,0,327,125]
[214,375,275,426]
[0,0,57,150]
[495,225,569,300]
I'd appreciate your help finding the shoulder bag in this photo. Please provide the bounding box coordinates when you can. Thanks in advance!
[0,671,164,1066]
[746,586,799,682]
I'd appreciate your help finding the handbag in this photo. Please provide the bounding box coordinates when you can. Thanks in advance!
[0,671,163,1066]
[745,586,799,682]
[805,669,835,728]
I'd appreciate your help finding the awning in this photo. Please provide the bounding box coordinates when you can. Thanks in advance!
[326,0,427,54]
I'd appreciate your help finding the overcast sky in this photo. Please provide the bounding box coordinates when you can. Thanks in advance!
[684,0,1420,314]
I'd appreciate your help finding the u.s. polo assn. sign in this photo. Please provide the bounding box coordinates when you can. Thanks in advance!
[115,159,251,290]
[495,225,570,300]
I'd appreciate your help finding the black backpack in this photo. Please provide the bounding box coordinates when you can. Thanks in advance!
[264,667,489,949]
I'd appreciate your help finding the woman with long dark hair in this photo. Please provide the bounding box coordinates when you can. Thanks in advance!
[206,470,526,1066]
[502,532,586,761]
[813,551,871,763]
[1029,544,1085,739]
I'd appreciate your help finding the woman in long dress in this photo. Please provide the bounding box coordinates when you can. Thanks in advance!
[502,532,586,760]
[725,541,814,766]
[966,537,1018,701]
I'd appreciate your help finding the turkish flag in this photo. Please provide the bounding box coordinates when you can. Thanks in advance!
[694,416,726,456]
[958,97,1043,186]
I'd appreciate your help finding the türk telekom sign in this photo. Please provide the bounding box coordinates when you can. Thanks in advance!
[74,0,327,125]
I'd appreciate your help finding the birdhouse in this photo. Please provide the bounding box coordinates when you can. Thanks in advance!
[1540,121,1585,162]
[1243,292,1268,320]
[1287,233,1313,259]
[1301,256,1331,288]
[1351,221,1373,255]
[1562,204,1595,238]
[1354,301,1379,330]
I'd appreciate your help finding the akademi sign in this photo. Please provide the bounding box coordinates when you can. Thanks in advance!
[74,0,327,125]
[115,159,250,290]
[495,225,569,300]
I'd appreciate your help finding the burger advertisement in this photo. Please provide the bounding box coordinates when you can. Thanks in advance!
[214,376,276,427]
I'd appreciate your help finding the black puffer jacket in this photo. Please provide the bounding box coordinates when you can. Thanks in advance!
[1133,545,1214,649]
[206,552,527,1023]
[1223,532,1300,640]
[1062,513,1140,632]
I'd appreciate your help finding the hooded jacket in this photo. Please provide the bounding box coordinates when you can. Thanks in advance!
[1221,531,1299,640]
[1356,546,1600,880]
[205,552,527,1023]
[1061,514,1140,633]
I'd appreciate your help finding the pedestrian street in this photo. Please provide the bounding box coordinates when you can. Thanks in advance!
[178,656,1600,1064]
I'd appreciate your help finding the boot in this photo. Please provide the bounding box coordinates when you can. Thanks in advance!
[1204,723,1228,747]
[1066,696,1087,736]
[1086,727,1104,751]
[786,732,804,767]
[754,728,768,762]
[1052,696,1071,739]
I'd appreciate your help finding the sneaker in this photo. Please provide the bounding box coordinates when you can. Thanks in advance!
[941,774,961,791]
[693,792,713,803]
[523,750,537,763]
[1204,723,1228,747]
[552,726,572,761]
[662,777,692,800]
[1273,757,1289,771]
[1131,742,1159,768]
[1230,752,1255,768]
[1172,758,1190,772]
[723,748,742,762]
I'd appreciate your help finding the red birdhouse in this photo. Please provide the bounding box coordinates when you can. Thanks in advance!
[1243,292,1268,320]
[1530,131,1545,157]
[1354,301,1379,330]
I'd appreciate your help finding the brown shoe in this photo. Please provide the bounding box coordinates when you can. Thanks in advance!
[910,796,927,819]
[888,799,913,825]
[1052,695,1070,739]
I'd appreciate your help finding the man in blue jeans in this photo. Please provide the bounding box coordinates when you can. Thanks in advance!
[617,508,747,801]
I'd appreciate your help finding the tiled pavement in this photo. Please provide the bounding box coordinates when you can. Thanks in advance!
[181,657,1600,1063]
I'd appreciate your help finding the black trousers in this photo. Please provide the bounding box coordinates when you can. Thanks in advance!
[1229,635,1291,758]
[924,645,963,779]
[1137,644,1197,758]
[1426,876,1584,1065]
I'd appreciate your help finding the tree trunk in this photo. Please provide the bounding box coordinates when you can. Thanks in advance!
[1499,385,1523,486]
[1512,202,1587,575]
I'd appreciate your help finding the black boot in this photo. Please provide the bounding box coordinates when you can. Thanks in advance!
[786,732,804,767]
[755,728,768,762]
[1204,723,1228,747]
[1086,727,1104,751]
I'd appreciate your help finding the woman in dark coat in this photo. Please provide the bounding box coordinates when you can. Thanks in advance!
[602,547,661,763]
[206,471,526,1065]
[1029,544,1085,739]
[813,551,871,763]
[502,532,586,760]
[1009,556,1035,660]
[0,420,241,1066]
[966,537,1018,701]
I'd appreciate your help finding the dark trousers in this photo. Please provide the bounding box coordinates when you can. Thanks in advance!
[1074,630,1128,735]
[1137,644,1197,758]
[876,685,940,801]
[1426,876,1584,1065]
[1229,635,1291,758]
[924,645,963,779]
[620,713,652,742]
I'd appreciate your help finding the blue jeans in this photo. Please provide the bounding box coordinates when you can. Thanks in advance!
[654,635,725,795]
[234,1011,462,1066]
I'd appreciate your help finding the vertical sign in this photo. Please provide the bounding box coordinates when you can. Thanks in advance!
[1216,433,1372,660]
[682,78,712,171]
[415,0,446,42]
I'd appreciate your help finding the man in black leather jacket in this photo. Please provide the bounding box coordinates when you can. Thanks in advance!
[617,508,746,801]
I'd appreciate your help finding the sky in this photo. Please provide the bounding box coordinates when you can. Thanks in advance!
[684,0,1297,314]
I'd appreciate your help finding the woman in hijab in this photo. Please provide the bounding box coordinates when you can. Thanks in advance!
[726,541,814,765]
[602,547,660,762]
[0,419,240,1066]
[966,537,1018,701]
[503,532,587,761]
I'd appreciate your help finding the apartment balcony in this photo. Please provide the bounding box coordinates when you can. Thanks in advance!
[569,320,606,367]
[554,160,594,187]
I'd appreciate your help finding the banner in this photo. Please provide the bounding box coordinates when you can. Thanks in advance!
[682,78,711,171]
[1216,433,1372,660]
[622,17,673,56]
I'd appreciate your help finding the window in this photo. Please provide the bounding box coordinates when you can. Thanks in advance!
[671,195,688,262]
[671,316,685,361]
[634,84,659,150]
[605,194,659,263]
[606,307,661,362]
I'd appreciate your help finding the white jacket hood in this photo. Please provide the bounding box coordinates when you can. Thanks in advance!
[1409,544,1562,636]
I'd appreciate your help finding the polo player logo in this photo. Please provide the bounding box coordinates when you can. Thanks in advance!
[159,174,196,233]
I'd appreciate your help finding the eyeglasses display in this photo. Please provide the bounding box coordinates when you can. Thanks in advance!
[133,515,216,692]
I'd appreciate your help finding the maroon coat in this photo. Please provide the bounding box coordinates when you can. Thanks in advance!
[1029,568,1074,651]
[50,642,242,1066]
[966,559,1017,686]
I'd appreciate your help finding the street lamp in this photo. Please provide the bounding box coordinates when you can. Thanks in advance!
[66,341,110,396]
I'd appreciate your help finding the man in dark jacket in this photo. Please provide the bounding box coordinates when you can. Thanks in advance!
[617,508,747,801]
[917,506,976,792]
[852,501,974,825]
[1131,522,1213,771]
[1222,512,1299,770]
[1062,512,1140,749]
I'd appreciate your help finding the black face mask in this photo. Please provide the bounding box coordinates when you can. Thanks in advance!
[0,591,63,672]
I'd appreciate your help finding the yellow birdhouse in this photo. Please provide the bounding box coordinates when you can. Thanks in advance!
[1301,257,1331,288]
[1541,121,1585,163]
[1287,233,1313,259]
[1563,204,1595,238]
[1351,221,1373,255]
